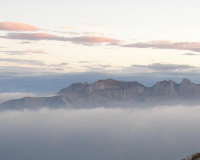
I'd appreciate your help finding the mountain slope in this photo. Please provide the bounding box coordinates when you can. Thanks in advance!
[0,96,73,110]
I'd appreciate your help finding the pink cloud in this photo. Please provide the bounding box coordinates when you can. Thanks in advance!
[0,33,119,45]
[123,41,200,52]
[71,36,119,44]
[0,22,40,31]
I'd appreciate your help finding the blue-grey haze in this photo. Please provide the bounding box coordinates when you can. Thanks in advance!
[1,72,200,95]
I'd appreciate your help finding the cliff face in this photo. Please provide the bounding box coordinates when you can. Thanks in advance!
[57,79,146,105]
[1,78,200,110]
[57,79,144,99]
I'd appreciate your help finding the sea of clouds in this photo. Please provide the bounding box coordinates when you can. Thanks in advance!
[0,106,200,160]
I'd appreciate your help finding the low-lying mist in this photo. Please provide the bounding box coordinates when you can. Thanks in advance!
[0,106,200,160]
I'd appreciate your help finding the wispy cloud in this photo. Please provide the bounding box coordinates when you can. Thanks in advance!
[0,33,119,45]
[0,58,46,66]
[59,62,68,66]
[71,36,118,44]
[52,30,80,35]
[0,66,53,78]
[52,30,111,36]
[131,63,199,72]
[182,53,200,56]
[19,41,34,44]
[108,42,121,46]
[0,49,48,55]
[78,61,91,63]
[80,63,118,73]
[123,41,200,52]
[0,58,69,72]
[0,22,40,31]
[51,68,64,71]
[82,64,112,69]
[77,62,200,74]
[50,62,68,68]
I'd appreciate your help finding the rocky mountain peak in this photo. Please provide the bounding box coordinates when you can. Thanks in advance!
[153,80,173,87]
[176,78,200,99]
[169,79,174,83]
[181,78,191,85]
[151,79,179,99]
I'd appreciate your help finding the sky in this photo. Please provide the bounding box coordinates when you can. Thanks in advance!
[1,2,200,159]
[1,0,200,94]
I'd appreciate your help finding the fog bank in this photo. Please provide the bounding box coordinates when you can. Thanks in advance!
[0,106,200,160]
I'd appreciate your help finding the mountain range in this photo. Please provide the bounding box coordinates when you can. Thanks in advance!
[1,78,200,110]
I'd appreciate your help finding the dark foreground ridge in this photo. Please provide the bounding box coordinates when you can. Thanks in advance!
[183,152,200,160]
[1,78,200,110]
